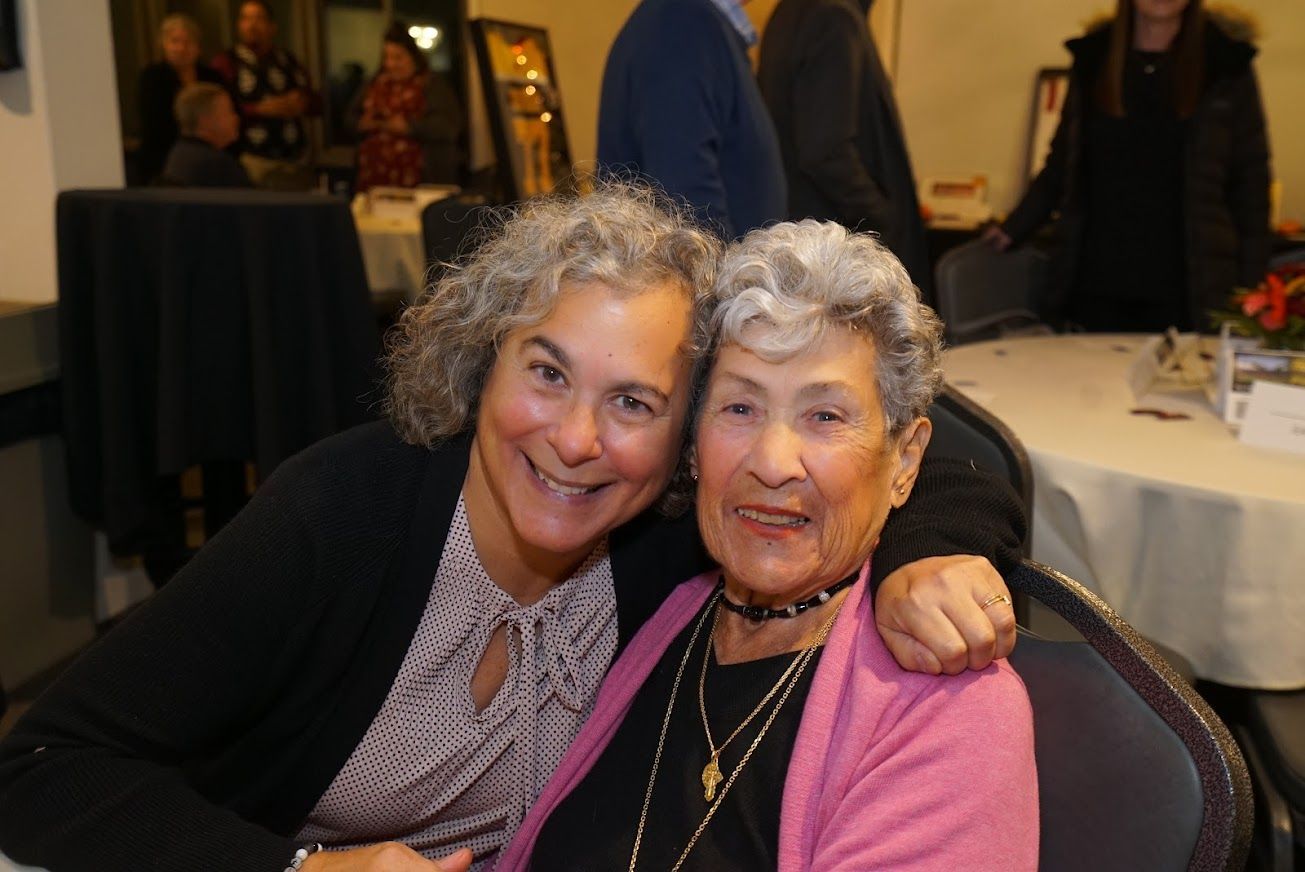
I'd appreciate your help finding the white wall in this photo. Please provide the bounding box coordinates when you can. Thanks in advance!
[0,0,124,305]
[890,0,1305,222]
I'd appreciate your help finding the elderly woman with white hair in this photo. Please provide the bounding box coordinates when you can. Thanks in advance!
[501,220,1039,871]
[137,13,228,183]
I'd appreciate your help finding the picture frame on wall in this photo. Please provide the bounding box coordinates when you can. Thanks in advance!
[469,18,574,202]
[0,0,22,72]
[1025,67,1069,181]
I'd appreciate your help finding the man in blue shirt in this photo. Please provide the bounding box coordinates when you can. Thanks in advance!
[598,0,786,239]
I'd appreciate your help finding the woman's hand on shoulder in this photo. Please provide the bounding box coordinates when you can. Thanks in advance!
[873,555,1017,675]
[301,844,473,871]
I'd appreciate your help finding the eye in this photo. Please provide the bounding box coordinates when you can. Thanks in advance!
[615,395,651,415]
[725,403,752,416]
[813,410,843,424]
[532,364,565,385]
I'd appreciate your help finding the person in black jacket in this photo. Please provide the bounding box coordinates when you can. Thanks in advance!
[758,0,932,301]
[136,13,226,185]
[986,0,1271,333]
[159,83,251,187]
[0,185,1023,872]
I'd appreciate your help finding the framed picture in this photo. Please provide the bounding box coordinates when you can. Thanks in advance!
[0,0,21,72]
[1025,68,1069,180]
[469,18,574,201]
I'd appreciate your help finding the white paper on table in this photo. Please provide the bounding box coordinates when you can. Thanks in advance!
[1238,380,1305,455]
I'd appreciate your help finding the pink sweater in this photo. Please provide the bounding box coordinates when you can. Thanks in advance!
[496,565,1039,871]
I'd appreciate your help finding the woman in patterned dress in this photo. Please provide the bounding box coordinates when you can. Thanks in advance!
[350,22,463,191]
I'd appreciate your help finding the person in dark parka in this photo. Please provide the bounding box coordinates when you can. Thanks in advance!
[758,0,932,300]
[988,0,1271,333]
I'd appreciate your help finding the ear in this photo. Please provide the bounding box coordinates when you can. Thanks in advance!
[889,417,931,508]
[687,445,699,482]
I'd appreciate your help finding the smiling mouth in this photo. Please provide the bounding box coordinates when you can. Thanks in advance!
[528,458,604,496]
[736,507,810,527]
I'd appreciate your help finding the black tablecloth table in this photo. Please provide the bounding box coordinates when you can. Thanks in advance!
[57,188,381,553]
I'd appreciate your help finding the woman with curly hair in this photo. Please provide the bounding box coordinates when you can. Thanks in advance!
[0,186,1023,872]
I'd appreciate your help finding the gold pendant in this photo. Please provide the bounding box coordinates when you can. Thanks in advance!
[701,756,723,801]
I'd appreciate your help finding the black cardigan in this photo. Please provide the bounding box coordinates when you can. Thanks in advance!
[0,421,1023,871]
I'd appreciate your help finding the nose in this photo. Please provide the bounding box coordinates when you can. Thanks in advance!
[548,401,603,467]
[749,420,806,488]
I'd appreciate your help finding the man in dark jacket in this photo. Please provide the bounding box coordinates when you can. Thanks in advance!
[598,0,787,240]
[160,82,251,187]
[758,0,932,299]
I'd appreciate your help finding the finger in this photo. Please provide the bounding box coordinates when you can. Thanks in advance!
[879,626,943,675]
[880,606,971,676]
[942,597,1000,671]
[432,848,473,872]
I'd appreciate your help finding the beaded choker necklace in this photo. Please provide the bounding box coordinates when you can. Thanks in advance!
[718,570,859,621]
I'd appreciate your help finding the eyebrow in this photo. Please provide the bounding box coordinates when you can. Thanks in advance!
[523,335,671,405]
[712,372,857,401]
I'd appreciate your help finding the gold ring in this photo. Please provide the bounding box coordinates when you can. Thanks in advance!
[981,593,1012,609]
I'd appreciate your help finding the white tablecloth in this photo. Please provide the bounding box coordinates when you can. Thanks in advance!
[354,212,428,301]
[945,334,1305,689]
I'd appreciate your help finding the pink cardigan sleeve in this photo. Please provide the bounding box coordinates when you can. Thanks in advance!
[807,666,1038,871]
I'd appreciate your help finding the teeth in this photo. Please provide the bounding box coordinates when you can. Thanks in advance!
[533,465,599,496]
[737,508,809,527]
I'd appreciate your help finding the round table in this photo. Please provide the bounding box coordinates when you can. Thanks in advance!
[945,334,1305,689]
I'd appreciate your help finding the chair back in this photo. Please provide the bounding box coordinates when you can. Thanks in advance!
[935,239,1049,343]
[421,197,495,288]
[1007,560,1253,872]
[926,385,1033,551]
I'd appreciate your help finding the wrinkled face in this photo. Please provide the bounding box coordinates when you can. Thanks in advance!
[382,41,417,79]
[237,2,274,49]
[1134,0,1190,25]
[200,93,241,149]
[465,280,694,568]
[161,25,199,69]
[694,327,929,600]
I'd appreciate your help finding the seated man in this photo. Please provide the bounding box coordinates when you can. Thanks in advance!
[160,82,250,188]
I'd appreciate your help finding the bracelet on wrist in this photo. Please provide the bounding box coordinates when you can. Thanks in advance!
[283,842,323,872]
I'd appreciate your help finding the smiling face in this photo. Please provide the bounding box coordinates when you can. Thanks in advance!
[463,280,695,587]
[694,327,930,603]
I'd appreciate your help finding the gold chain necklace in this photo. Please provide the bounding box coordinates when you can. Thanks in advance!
[697,604,810,801]
[627,589,843,872]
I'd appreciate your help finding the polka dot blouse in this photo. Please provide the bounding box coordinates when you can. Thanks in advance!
[296,495,618,869]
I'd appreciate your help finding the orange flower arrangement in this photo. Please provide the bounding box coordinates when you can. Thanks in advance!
[1212,262,1305,350]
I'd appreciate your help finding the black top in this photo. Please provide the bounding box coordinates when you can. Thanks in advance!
[137,62,227,184]
[1074,49,1189,331]
[534,595,823,870]
[0,417,1022,871]
[159,136,252,188]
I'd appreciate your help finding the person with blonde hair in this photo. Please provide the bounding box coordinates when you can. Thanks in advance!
[137,12,227,183]
[0,186,1022,872]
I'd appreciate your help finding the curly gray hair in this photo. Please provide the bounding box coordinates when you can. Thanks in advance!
[385,182,721,457]
[709,220,943,434]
